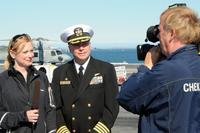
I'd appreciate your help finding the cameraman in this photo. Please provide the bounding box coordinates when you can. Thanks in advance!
[117,5,200,133]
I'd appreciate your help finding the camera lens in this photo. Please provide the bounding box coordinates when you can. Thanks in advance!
[146,25,159,43]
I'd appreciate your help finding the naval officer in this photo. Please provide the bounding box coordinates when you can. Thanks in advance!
[52,24,119,133]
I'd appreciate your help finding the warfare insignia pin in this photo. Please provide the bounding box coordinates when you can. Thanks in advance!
[94,73,101,76]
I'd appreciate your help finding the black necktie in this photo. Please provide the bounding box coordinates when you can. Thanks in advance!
[78,65,84,81]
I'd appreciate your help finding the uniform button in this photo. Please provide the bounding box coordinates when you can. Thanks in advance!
[27,101,31,106]
[87,103,91,107]
[88,116,92,120]
[88,129,91,132]
[72,129,76,133]
[72,117,76,121]
[72,104,75,108]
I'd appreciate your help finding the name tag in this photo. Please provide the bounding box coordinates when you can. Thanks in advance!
[60,80,71,85]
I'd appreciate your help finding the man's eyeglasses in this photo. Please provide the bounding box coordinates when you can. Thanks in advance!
[168,3,187,9]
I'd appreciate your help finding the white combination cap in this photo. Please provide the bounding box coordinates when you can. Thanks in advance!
[60,24,94,45]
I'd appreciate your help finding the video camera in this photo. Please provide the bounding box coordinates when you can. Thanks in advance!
[137,3,187,61]
[137,25,159,60]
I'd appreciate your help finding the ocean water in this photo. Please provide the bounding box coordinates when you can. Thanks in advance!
[91,48,142,63]
[0,48,142,64]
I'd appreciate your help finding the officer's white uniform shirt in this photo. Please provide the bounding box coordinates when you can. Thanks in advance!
[74,56,90,75]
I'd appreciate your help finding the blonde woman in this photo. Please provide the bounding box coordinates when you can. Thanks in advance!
[0,34,56,133]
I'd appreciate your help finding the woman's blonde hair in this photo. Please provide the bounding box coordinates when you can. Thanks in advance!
[4,34,32,70]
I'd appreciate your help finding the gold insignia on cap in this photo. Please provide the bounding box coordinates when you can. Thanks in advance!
[74,27,83,37]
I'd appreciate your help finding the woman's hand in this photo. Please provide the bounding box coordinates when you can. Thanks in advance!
[26,109,39,123]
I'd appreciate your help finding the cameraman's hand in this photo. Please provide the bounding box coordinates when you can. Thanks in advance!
[144,46,162,69]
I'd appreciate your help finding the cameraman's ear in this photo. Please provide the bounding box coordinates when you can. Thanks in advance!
[169,29,176,42]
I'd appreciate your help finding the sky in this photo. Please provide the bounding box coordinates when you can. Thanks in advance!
[0,0,199,48]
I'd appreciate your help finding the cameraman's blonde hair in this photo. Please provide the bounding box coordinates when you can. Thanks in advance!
[160,6,200,44]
